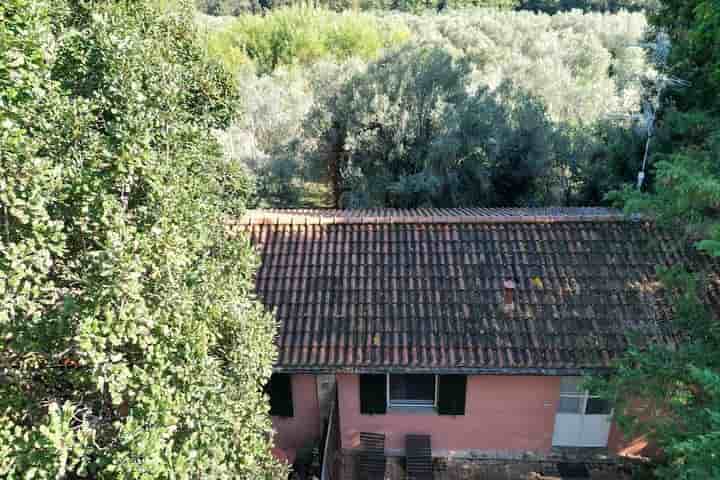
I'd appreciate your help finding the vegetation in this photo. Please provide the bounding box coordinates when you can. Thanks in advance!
[307,46,568,207]
[197,0,518,16]
[208,7,650,207]
[518,0,655,14]
[0,0,284,478]
[195,0,650,15]
[594,0,720,477]
[204,7,410,73]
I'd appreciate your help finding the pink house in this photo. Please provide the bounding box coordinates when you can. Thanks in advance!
[244,208,685,474]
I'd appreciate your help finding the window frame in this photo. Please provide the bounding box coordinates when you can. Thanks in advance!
[557,377,612,416]
[386,373,438,410]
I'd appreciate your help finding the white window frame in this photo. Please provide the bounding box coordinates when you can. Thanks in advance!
[557,379,612,416]
[386,374,438,410]
[554,377,614,447]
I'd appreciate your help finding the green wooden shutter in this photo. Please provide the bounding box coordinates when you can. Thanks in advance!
[359,374,387,414]
[266,373,294,417]
[437,375,466,415]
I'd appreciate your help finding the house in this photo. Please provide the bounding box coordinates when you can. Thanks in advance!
[240,208,709,471]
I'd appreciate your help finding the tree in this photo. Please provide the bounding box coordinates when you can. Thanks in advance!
[208,9,651,208]
[598,0,720,478]
[0,1,285,478]
[306,44,570,207]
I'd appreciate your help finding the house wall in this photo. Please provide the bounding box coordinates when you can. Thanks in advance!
[336,374,560,456]
[608,422,629,453]
[273,373,647,461]
[272,374,322,457]
[608,403,659,459]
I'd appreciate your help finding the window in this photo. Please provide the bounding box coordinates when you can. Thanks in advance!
[585,397,612,414]
[388,374,436,408]
[265,373,294,417]
[553,377,613,447]
[359,373,467,415]
[437,374,467,415]
[557,377,611,415]
[360,374,387,415]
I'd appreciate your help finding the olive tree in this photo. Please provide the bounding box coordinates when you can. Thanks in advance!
[305,44,570,207]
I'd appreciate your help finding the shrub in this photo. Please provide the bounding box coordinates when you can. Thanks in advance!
[208,6,410,73]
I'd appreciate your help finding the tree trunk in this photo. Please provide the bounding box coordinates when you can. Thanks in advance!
[327,125,346,208]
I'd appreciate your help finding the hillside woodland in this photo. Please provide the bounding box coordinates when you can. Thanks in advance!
[196,0,652,16]
[202,8,653,208]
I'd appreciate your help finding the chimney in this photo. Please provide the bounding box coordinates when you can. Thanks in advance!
[503,279,516,313]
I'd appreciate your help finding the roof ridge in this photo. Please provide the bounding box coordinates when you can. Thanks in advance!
[240,207,629,225]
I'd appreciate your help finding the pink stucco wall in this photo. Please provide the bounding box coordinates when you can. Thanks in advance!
[337,374,560,454]
[272,374,322,452]
[607,402,660,459]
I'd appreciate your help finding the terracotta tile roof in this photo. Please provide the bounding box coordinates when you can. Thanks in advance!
[240,209,717,373]
[241,207,625,225]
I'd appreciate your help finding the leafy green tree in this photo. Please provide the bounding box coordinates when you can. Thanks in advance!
[598,0,720,478]
[208,8,651,208]
[305,44,588,207]
[0,1,285,478]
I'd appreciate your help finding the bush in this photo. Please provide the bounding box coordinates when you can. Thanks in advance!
[207,6,410,73]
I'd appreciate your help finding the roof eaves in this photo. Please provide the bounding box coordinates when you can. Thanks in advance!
[239,209,630,226]
[272,365,615,376]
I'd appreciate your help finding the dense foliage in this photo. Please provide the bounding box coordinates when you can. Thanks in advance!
[595,0,720,478]
[0,0,284,478]
[210,8,651,207]
[306,45,570,207]
[195,0,651,15]
[204,7,410,73]
[197,0,517,16]
[518,0,654,13]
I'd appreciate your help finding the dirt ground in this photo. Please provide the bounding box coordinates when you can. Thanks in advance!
[340,454,636,480]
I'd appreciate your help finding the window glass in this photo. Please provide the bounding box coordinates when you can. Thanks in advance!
[559,377,583,394]
[585,397,612,415]
[558,396,583,414]
[389,374,435,406]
